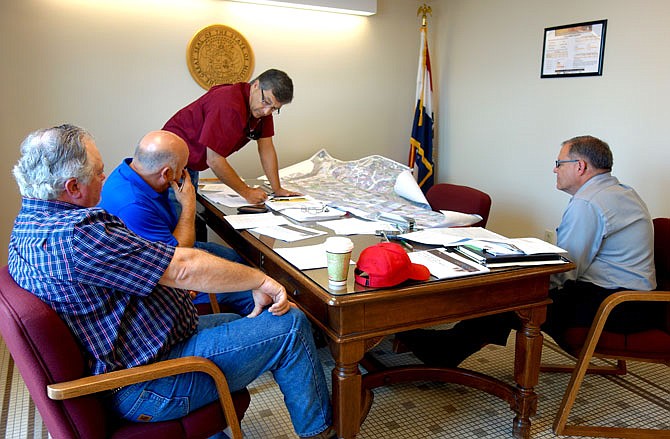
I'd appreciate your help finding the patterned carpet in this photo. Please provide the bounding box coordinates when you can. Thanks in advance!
[1,333,668,438]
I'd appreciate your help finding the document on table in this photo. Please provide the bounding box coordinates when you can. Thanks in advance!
[200,183,238,192]
[400,227,508,246]
[200,185,249,208]
[250,224,326,242]
[408,248,490,279]
[279,206,347,222]
[274,243,356,270]
[394,169,429,206]
[265,195,319,212]
[506,237,567,255]
[224,212,288,229]
[438,210,483,227]
[317,217,398,235]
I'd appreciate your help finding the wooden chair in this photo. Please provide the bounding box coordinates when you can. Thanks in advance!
[0,265,250,439]
[545,217,670,438]
[425,183,492,228]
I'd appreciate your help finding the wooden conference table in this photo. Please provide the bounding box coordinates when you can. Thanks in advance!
[196,193,574,439]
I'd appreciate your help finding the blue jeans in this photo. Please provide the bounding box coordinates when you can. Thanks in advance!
[108,309,332,437]
[192,241,255,316]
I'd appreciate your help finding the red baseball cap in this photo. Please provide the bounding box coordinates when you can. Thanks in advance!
[354,242,430,288]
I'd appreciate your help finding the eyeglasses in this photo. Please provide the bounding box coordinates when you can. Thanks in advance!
[260,88,281,114]
[555,159,579,168]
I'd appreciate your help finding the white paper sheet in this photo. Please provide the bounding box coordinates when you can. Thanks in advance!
[400,227,508,246]
[265,195,318,212]
[201,191,249,207]
[394,170,429,205]
[250,224,326,242]
[317,217,398,235]
[223,212,288,229]
[280,207,347,222]
[505,237,568,255]
[200,183,239,193]
[438,210,483,227]
[274,243,356,270]
[408,248,490,279]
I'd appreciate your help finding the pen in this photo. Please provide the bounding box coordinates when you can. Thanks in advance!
[398,238,414,251]
[383,232,414,251]
[270,197,309,202]
[177,180,185,193]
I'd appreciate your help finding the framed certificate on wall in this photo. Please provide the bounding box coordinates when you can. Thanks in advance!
[541,19,607,78]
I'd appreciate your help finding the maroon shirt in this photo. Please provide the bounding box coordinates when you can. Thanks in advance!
[163,83,274,171]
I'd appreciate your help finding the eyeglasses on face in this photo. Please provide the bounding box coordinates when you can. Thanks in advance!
[260,88,281,114]
[555,159,579,168]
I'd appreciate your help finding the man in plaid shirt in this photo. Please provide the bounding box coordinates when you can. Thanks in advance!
[8,124,335,439]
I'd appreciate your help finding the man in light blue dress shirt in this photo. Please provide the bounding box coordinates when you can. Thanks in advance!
[397,135,657,367]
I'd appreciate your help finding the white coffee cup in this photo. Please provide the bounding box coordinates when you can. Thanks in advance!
[325,237,354,286]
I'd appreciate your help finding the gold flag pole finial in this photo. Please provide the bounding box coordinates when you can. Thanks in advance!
[417,4,432,27]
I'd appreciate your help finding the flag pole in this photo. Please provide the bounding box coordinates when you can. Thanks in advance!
[409,3,435,193]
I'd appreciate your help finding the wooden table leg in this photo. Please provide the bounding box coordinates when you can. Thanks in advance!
[512,305,547,439]
[329,340,366,439]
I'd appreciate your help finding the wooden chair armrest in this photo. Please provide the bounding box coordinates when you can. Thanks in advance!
[47,356,242,439]
[590,290,670,333]
[607,289,670,303]
[209,293,221,314]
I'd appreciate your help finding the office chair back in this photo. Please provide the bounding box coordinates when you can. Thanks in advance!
[425,183,492,227]
[0,265,250,438]
[0,265,108,437]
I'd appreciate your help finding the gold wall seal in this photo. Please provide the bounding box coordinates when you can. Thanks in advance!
[187,24,254,90]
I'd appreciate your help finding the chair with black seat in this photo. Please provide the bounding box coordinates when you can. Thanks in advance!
[543,217,670,438]
[425,183,492,227]
[0,265,250,439]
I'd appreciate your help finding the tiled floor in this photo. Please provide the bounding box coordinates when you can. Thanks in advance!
[1,333,668,438]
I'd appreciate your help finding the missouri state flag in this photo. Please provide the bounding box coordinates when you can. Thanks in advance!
[408,23,435,193]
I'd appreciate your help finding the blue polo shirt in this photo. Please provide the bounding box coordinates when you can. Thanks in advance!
[99,158,179,246]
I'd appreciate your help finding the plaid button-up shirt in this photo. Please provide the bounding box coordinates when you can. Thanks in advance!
[8,198,198,375]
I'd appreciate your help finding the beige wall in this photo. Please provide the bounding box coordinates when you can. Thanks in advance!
[1,0,669,265]
[435,0,670,238]
[0,0,421,263]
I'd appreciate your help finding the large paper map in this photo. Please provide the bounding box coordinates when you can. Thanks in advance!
[270,150,447,229]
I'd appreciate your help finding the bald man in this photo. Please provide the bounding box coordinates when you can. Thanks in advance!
[99,130,255,315]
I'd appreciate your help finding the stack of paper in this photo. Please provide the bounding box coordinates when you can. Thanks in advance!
[454,238,568,267]
[408,248,490,279]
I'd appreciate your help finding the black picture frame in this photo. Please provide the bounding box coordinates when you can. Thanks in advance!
[541,19,607,78]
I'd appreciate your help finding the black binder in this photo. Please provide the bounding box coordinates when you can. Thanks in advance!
[454,244,565,266]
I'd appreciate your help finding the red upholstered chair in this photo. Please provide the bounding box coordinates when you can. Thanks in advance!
[543,218,670,438]
[0,265,250,439]
[425,183,492,228]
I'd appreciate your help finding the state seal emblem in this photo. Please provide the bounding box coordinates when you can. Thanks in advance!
[187,24,254,90]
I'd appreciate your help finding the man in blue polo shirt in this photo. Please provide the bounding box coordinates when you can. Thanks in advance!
[99,130,254,315]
